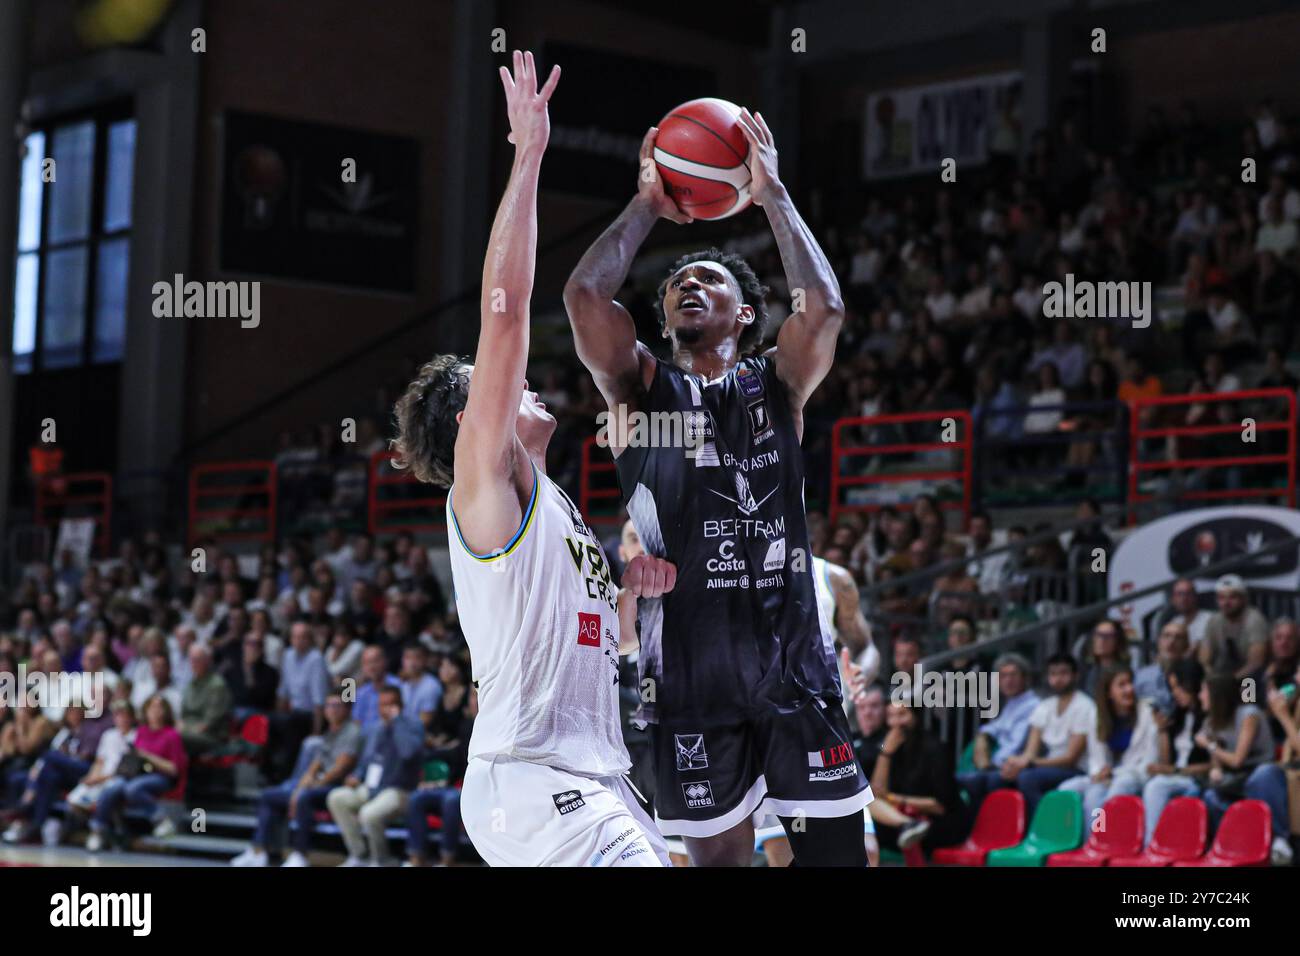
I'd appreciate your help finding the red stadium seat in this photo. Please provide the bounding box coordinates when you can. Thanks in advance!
[1046,795,1144,866]
[932,790,1025,866]
[1109,797,1206,867]
[241,714,270,747]
[1172,799,1271,867]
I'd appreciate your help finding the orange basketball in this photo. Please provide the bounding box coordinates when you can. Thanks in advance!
[654,98,752,220]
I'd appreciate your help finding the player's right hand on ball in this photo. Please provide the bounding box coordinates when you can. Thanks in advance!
[637,127,693,224]
[622,554,677,598]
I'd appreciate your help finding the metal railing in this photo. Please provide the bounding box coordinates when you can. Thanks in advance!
[908,535,1300,760]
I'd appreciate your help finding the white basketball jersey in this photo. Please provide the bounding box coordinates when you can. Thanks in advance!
[812,556,837,641]
[448,466,630,778]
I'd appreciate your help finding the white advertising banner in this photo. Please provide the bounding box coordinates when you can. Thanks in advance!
[864,71,1022,180]
[1108,506,1300,638]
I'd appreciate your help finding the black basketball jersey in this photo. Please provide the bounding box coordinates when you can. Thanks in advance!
[615,354,840,726]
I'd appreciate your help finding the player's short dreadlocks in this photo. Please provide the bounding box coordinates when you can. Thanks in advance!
[391,354,471,488]
[655,247,770,355]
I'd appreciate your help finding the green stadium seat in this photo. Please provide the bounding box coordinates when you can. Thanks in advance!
[956,739,978,775]
[987,790,1083,867]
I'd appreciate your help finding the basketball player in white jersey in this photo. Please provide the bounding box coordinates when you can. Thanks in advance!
[391,52,674,867]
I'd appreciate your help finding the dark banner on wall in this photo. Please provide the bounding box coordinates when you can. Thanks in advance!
[541,42,716,201]
[219,111,419,293]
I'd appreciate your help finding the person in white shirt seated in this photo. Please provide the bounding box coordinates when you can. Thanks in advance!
[131,652,184,717]
[996,653,1095,816]
[1058,664,1159,823]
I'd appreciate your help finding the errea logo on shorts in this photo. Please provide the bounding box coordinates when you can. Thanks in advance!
[674,733,708,771]
[682,781,715,808]
[553,790,586,815]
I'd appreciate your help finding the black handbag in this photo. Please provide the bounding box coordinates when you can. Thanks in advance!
[116,748,152,780]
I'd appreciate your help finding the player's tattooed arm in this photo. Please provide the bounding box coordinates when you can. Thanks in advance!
[737,108,845,411]
[563,128,684,409]
[828,562,871,660]
[455,51,559,551]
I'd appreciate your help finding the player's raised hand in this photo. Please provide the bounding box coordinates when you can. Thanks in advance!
[622,554,677,599]
[636,127,693,224]
[738,108,780,206]
[499,50,560,156]
[839,647,867,702]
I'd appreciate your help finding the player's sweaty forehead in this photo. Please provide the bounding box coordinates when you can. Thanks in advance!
[666,261,736,290]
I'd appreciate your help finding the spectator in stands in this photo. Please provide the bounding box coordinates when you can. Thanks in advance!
[223,630,278,723]
[891,635,922,687]
[267,621,331,781]
[999,653,1095,815]
[1263,618,1300,692]
[397,643,443,732]
[1197,672,1288,862]
[930,543,981,628]
[850,684,888,778]
[1265,662,1300,863]
[87,694,188,851]
[1076,619,1140,698]
[871,697,972,853]
[326,685,423,867]
[1152,577,1211,648]
[1023,362,1067,450]
[177,644,232,756]
[335,533,378,595]
[1060,664,1159,822]
[965,510,1009,596]
[1199,574,1269,679]
[1142,658,1210,841]
[168,625,197,689]
[1,698,55,803]
[426,655,470,749]
[1134,620,1190,714]
[353,645,402,730]
[957,653,1040,807]
[326,621,366,683]
[57,699,136,845]
[405,685,477,867]
[375,604,415,673]
[130,651,182,717]
[3,705,100,844]
[230,692,362,867]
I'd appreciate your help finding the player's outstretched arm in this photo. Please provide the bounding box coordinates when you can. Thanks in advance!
[563,128,690,409]
[454,51,559,550]
[738,109,845,409]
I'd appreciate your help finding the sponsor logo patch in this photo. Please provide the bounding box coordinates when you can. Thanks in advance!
[553,790,586,815]
[807,743,858,781]
[682,780,715,809]
[747,399,771,437]
[674,734,709,771]
[737,364,763,398]
[576,612,601,647]
[763,537,786,571]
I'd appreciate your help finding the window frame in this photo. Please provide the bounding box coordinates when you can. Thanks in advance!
[13,98,135,374]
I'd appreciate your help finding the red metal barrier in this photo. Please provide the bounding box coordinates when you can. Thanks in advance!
[829,410,973,528]
[188,461,277,546]
[580,435,622,526]
[367,450,446,535]
[1128,387,1297,524]
[35,472,113,557]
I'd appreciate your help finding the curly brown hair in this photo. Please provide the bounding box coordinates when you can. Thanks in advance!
[391,354,471,488]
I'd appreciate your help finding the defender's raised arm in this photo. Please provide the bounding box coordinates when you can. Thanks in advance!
[453,51,559,548]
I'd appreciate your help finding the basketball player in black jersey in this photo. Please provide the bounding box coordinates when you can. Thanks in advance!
[564,111,871,866]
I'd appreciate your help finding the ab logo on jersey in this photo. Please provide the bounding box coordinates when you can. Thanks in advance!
[674,733,709,771]
[576,612,602,647]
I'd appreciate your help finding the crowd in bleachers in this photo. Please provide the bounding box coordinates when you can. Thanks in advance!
[0,531,476,865]
[842,573,1300,865]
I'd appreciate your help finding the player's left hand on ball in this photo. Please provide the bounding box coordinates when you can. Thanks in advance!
[622,554,677,598]
[738,108,779,205]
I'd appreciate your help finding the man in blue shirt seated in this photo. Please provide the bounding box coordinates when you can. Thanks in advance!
[1134,619,1189,716]
[956,653,1040,808]
[326,684,423,866]
[396,643,443,732]
[352,644,402,730]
